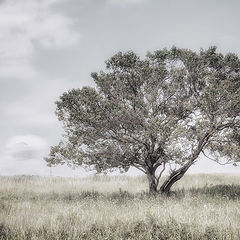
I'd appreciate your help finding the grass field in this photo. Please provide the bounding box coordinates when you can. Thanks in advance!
[1,174,240,239]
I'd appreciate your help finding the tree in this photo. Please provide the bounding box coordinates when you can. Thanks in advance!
[45,47,240,194]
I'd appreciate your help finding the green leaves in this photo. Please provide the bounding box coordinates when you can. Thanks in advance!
[105,51,140,70]
[46,46,240,175]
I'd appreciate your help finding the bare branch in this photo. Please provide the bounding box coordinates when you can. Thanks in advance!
[132,164,147,174]
[156,162,166,185]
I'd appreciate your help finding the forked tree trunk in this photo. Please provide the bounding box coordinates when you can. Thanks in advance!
[146,161,194,195]
[159,130,215,194]
[159,165,190,195]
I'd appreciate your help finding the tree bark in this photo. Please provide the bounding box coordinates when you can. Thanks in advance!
[159,164,191,195]
[147,173,158,195]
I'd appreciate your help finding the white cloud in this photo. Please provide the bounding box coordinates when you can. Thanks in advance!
[0,0,80,78]
[0,134,91,176]
[107,0,147,6]
[5,134,48,161]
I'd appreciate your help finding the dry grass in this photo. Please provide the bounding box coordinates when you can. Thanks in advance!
[0,174,240,239]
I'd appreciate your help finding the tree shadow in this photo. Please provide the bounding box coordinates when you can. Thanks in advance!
[188,184,240,200]
[38,185,240,201]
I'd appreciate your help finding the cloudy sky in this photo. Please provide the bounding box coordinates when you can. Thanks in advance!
[1,0,240,176]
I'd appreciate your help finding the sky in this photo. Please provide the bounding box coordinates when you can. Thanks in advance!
[0,0,240,177]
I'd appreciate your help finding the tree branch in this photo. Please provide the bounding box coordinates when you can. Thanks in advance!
[132,164,147,174]
[156,162,166,185]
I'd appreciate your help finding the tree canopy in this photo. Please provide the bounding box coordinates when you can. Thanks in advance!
[45,46,240,194]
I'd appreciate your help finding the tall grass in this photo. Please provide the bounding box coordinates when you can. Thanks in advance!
[0,174,240,239]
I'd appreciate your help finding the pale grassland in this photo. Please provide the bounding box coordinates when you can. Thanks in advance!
[0,174,240,239]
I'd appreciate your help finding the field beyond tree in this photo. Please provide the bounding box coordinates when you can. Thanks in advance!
[0,174,240,239]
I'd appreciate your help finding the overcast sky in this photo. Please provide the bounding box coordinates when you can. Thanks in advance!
[0,0,240,176]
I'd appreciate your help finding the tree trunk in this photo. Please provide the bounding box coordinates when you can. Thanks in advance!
[159,165,189,195]
[147,173,158,195]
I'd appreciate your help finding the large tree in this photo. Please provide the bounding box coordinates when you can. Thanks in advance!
[45,47,240,194]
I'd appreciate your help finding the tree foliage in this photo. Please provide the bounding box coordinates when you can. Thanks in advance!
[45,47,240,194]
